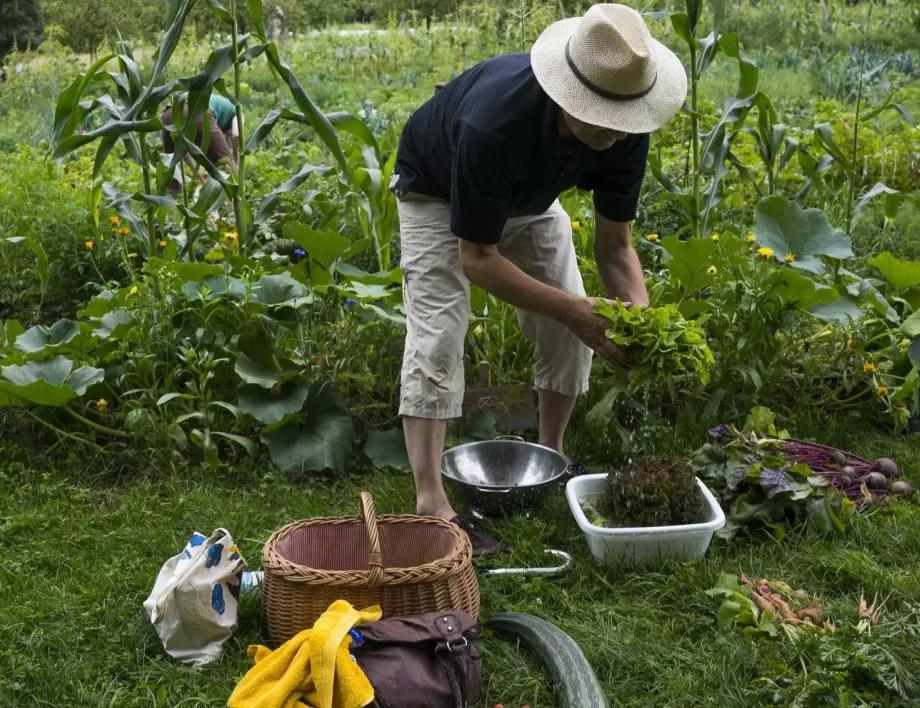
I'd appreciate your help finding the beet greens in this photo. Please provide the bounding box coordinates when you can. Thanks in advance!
[690,408,853,540]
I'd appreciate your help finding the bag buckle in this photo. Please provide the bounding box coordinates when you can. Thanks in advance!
[436,636,469,654]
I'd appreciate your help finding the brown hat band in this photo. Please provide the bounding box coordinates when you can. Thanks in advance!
[564,38,658,101]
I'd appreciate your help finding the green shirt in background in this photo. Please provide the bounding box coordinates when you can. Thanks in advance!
[209,95,237,132]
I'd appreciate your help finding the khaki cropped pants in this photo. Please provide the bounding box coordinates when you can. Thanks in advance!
[396,189,593,420]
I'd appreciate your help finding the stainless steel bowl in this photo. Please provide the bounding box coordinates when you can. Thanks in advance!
[441,437,569,517]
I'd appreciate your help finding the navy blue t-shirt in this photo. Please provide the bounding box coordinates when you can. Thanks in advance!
[394,53,650,245]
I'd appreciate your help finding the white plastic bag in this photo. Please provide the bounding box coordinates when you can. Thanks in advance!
[143,528,246,666]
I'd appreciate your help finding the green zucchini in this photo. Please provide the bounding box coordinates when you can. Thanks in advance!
[486,612,609,708]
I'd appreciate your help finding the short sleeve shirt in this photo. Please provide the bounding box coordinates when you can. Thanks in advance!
[394,53,649,245]
[209,95,237,132]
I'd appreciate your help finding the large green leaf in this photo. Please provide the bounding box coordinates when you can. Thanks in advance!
[282,222,351,268]
[52,53,116,143]
[901,310,920,338]
[246,0,266,41]
[661,235,718,293]
[251,273,312,308]
[91,310,134,339]
[235,354,280,389]
[909,338,920,368]
[260,382,354,476]
[839,268,899,323]
[183,276,248,302]
[891,368,919,405]
[364,428,410,472]
[766,269,837,309]
[144,258,225,282]
[326,112,379,155]
[810,295,864,323]
[718,32,759,98]
[238,378,309,423]
[753,195,853,274]
[0,356,104,406]
[867,251,920,292]
[15,320,80,353]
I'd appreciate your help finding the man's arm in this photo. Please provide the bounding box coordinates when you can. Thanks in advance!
[459,241,631,368]
[229,116,240,163]
[182,153,207,184]
[594,212,649,306]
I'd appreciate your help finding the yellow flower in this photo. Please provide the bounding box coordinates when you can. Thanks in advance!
[118,227,131,236]
[747,234,757,243]
[876,384,888,397]
[757,247,774,258]
[159,240,167,248]
[646,233,659,242]
[707,265,717,275]
[709,232,720,241]
[108,215,119,224]
[895,400,907,408]
[863,361,876,374]
[571,220,581,230]
[784,252,796,262]
[130,286,138,295]
[226,230,238,241]
[85,240,94,249]
[96,398,107,412]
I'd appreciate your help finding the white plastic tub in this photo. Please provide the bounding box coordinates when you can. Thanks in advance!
[565,474,726,565]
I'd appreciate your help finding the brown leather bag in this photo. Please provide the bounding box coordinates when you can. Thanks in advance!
[350,611,483,708]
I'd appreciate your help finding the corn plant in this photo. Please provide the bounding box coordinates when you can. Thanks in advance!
[50,0,379,261]
[645,0,762,239]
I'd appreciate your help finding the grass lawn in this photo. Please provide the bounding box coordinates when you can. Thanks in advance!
[1,427,919,707]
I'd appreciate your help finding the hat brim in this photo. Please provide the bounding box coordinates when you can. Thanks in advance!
[531,17,687,134]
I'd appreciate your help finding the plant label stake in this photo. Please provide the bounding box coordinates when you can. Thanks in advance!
[461,362,537,431]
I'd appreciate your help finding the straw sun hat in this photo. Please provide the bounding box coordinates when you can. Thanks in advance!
[531,3,687,134]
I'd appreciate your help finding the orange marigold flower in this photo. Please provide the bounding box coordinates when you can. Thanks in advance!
[85,240,94,249]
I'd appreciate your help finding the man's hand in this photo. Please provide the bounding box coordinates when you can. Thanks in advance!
[562,296,633,369]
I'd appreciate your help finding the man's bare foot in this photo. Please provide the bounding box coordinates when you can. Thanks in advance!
[415,502,457,520]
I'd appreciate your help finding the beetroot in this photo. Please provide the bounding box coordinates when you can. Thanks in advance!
[866,472,889,490]
[872,458,899,479]
[891,481,914,498]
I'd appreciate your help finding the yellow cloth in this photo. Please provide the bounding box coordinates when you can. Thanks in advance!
[227,600,382,708]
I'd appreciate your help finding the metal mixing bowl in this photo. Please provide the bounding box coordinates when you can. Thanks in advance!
[441,437,569,517]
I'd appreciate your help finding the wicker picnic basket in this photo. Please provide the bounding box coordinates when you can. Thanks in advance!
[261,491,480,645]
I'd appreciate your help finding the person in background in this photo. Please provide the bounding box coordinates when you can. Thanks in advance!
[159,93,240,197]
[391,4,687,554]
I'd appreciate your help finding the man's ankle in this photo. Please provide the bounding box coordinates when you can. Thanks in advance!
[415,499,456,520]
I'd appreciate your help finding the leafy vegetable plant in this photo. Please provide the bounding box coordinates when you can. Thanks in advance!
[593,299,714,393]
[690,407,853,540]
[582,456,704,528]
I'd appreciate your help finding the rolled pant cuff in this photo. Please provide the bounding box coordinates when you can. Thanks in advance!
[399,400,463,420]
[534,376,590,397]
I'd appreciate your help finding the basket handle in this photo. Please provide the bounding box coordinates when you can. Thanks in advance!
[359,491,385,588]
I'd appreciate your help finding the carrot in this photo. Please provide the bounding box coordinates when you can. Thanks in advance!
[797,607,824,624]
[751,591,776,615]
[770,593,799,623]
